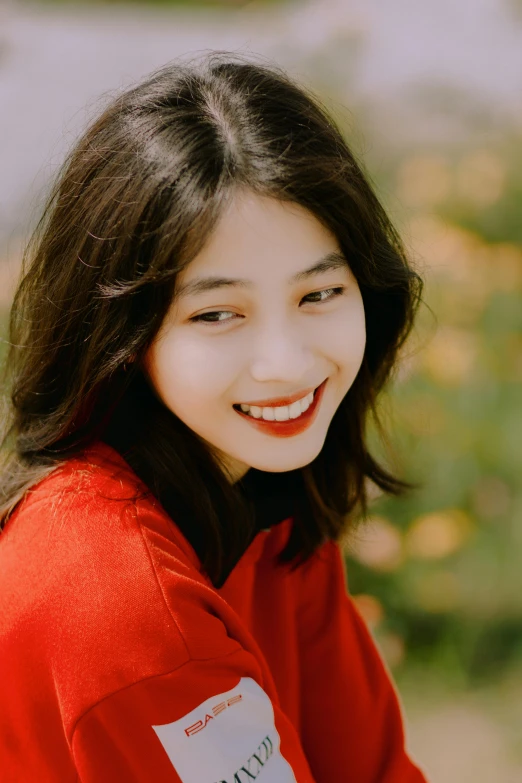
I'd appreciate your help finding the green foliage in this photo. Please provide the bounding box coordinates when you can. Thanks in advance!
[344,136,522,686]
[439,137,522,246]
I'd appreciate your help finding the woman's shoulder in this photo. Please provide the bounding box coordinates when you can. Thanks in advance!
[0,444,235,669]
[1,441,203,587]
[0,443,245,744]
[19,440,151,508]
[5,442,193,555]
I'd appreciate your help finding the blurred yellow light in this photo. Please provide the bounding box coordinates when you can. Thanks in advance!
[486,243,522,292]
[455,150,506,208]
[422,326,478,386]
[352,593,384,630]
[405,509,474,559]
[349,515,404,571]
[407,216,489,283]
[396,154,452,208]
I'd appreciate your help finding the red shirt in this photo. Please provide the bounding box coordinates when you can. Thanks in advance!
[0,442,428,782]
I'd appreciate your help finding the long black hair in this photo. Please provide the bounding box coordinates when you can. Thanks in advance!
[0,51,424,587]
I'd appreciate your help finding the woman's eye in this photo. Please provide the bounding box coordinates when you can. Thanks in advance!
[301,286,345,304]
[190,310,238,324]
[190,286,345,325]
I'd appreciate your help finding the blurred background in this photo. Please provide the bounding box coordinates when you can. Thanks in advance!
[1,1,521,779]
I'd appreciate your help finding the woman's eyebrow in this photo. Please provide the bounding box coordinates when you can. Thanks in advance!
[174,250,348,301]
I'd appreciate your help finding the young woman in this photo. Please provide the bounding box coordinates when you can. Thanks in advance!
[0,53,429,782]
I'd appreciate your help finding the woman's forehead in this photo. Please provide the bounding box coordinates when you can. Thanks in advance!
[175,192,344,289]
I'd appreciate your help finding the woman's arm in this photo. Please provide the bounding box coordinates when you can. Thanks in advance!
[296,539,429,783]
[71,648,315,782]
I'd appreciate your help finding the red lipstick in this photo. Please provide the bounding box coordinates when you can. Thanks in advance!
[236,386,317,409]
[233,379,327,438]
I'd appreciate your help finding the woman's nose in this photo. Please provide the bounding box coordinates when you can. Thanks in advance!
[248,324,315,382]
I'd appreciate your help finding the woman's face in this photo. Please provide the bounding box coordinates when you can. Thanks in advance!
[144,191,366,483]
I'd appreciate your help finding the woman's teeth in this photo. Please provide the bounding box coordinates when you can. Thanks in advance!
[239,390,314,421]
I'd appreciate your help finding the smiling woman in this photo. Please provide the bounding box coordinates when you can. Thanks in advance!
[145,193,366,480]
[0,52,428,782]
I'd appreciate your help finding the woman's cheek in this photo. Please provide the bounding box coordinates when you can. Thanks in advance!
[147,330,237,411]
[312,298,366,368]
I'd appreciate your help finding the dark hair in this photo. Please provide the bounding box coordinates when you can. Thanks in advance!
[0,51,424,587]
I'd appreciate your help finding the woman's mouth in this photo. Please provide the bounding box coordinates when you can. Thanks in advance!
[232,379,327,438]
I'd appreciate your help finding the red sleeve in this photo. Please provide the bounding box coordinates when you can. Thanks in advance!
[296,540,429,783]
[71,647,316,782]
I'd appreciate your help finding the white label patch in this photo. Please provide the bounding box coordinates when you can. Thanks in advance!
[152,677,297,783]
